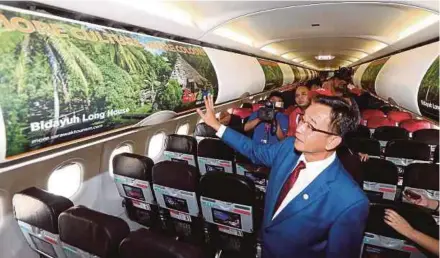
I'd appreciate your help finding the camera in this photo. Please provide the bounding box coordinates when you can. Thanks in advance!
[258,101,276,122]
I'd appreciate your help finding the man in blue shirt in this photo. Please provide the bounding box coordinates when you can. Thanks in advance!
[244,91,288,144]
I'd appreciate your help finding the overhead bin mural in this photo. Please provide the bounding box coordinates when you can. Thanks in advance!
[0,6,217,157]
[352,41,439,123]
[360,57,390,94]
[418,57,439,121]
[257,58,284,90]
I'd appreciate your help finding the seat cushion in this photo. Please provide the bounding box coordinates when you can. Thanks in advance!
[12,187,73,234]
[59,206,129,257]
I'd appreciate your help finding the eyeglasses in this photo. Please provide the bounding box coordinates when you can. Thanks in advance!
[298,115,339,136]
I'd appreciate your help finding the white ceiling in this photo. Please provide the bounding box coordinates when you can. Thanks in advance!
[35,0,439,70]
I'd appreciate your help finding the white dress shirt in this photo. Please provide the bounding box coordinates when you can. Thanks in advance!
[215,125,336,219]
[272,152,336,219]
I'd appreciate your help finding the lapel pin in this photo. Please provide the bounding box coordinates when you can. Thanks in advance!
[303,194,309,200]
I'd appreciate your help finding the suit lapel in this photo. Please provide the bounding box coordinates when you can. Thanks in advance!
[264,150,300,226]
[267,159,342,228]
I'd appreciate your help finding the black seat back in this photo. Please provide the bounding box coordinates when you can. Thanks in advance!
[361,158,399,202]
[344,124,371,139]
[385,140,431,170]
[373,126,409,148]
[12,187,73,258]
[59,206,129,258]
[194,123,217,142]
[199,172,257,256]
[197,138,235,175]
[152,161,203,244]
[403,163,439,204]
[112,153,159,228]
[362,202,438,258]
[412,129,439,146]
[345,138,381,157]
[119,228,205,258]
[164,134,198,167]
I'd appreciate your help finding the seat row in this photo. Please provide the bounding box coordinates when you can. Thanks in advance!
[112,153,261,257]
[345,138,439,165]
[361,109,434,132]
[166,129,269,194]
[12,187,204,258]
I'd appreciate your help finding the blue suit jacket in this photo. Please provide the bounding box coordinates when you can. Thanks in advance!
[221,127,369,258]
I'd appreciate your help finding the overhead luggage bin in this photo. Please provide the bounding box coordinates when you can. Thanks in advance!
[112,153,160,229]
[12,187,74,258]
[58,205,130,258]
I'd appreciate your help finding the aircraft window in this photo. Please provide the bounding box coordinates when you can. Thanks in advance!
[148,132,166,160]
[109,143,133,177]
[47,162,82,198]
[176,123,189,135]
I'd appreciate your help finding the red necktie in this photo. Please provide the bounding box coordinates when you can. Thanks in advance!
[273,161,306,215]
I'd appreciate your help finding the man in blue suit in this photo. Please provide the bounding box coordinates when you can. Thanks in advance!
[197,94,369,258]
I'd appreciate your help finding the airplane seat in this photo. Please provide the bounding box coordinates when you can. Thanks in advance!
[197,138,236,175]
[402,163,439,222]
[164,134,198,167]
[252,103,263,112]
[58,205,130,258]
[372,126,410,149]
[384,140,431,173]
[361,158,399,202]
[344,124,371,139]
[240,103,253,110]
[386,110,412,123]
[367,116,398,130]
[12,187,74,258]
[152,161,203,244]
[379,105,399,114]
[345,137,381,158]
[362,109,386,120]
[434,146,439,164]
[235,152,269,207]
[399,119,432,133]
[119,228,205,258]
[112,153,159,229]
[199,172,258,257]
[231,108,253,119]
[361,201,438,258]
[412,129,439,158]
[194,122,218,142]
[336,145,363,186]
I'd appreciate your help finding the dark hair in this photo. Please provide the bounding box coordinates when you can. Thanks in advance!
[313,95,360,137]
[306,78,321,87]
[268,91,284,102]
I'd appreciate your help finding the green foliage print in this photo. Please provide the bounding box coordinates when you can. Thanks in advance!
[418,57,439,121]
[360,57,390,94]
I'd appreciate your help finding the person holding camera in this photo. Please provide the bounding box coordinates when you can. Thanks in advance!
[197,94,369,258]
[243,91,289,144]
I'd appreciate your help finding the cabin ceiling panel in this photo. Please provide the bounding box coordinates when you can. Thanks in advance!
[34,0,439,70]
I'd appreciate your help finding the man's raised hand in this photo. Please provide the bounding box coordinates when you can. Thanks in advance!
[196,95,221,131]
